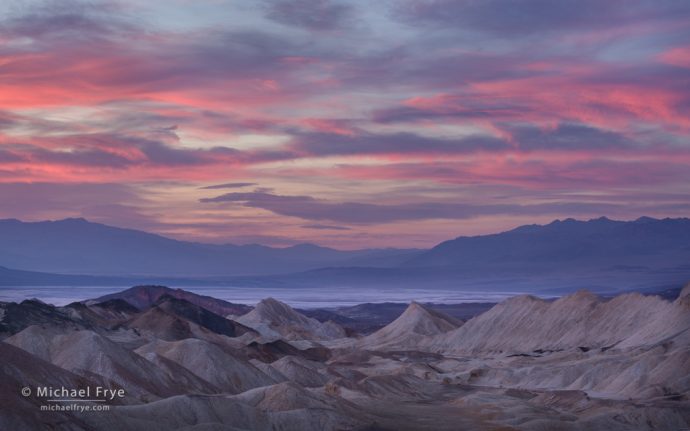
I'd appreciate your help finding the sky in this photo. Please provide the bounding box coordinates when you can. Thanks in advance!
[0,0,689,248]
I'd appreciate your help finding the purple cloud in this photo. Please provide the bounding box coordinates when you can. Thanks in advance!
[0,0,688,247]
[199,182,258,190]
[301,224,352,230]
[0,0,132,41]
[373,98,531,123]
[288,130,511,156]
[507,123,634,151]
[199,190,629,224]
[263,0,355,31]
[0,182,142,219]
[395,0,690,36]
[0,132,251,169]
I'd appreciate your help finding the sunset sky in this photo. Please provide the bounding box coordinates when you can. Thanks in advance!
[1,0,689,248]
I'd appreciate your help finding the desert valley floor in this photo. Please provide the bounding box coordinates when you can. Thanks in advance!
[1,284,689,431]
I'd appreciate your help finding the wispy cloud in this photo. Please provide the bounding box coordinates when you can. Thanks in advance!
[0,0,688,247]
[301,224,351,231]
[199,182,258,190]
[200,190,629,224]
[263,0,355,31]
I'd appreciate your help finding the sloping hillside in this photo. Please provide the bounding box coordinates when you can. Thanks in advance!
[358,302,462,350]
[428,286,690,354]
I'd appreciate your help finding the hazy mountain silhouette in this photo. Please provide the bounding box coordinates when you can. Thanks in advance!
[1,217,689,294]
[0,218,419,276]
[234,216,690,294]
[0,265,126,286]
[404,216,690,274]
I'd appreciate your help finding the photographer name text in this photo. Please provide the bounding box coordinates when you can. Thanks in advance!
[33,386,125,400]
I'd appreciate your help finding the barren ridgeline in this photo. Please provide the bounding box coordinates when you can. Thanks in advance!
[1,284,689,430]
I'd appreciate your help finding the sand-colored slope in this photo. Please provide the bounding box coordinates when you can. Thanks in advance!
[0,341,104,431]
[358,302,462,350]
[1,286,688,430]
[81,382,365,431]
[135,338,275,394]
[268,356,331,387]
[5,326,195,400]
[237,297,346,340]
[428,288,690,355]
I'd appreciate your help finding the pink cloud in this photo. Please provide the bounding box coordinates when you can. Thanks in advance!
[658,45,690,68]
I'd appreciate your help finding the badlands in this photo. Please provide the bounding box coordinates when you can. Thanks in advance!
[1,284,689,430]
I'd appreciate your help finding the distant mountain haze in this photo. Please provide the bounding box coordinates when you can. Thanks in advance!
[235,216,690,294]
[407,216,690,271]
[0,217,688,294]
[0,218,420,276]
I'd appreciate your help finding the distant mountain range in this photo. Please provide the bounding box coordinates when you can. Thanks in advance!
[0,216,689,293]
[0,218,420,276]
[407,216,690,272]
[232,216,690,294]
